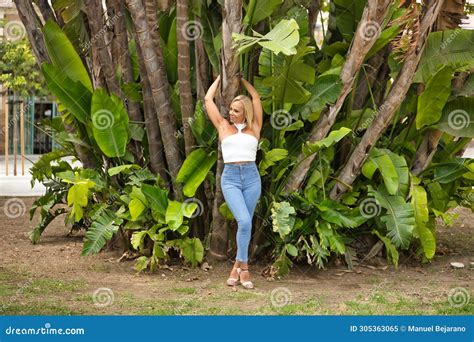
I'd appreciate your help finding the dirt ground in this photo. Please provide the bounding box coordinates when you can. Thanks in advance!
[0,197,472,315]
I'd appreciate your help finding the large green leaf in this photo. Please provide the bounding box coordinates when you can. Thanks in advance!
[257,37,315,106]
[141,184,169,217]
[302,127,351,157]
[270,201,296,238]
[189,101,217,145]
[416,66,453,129]
[362,148,399,195]
[176,148,217,197]
[414,29,474,83]
[368,185,415,249]
[410,183,436,259]
[435,97,474,137]
[260,148,288,176]
[432,158,471,184]
[296,74,343,121]
[91,89,130,157]
[178,237,204,268]
[41,63,91,123]
[233,19,300,55]
[243,0,283,26]
[82,209,123,256]
[373,230,399,267]
[41,19,92,91]
[129,186,148,221]
[166,200,185,231]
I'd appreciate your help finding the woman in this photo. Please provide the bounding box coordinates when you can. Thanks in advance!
[204,75,263,289]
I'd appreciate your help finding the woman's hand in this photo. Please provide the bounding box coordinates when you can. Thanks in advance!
[205,75,221,100]
[240,76,260,100]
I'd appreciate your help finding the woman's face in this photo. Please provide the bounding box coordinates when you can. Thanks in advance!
[229,100,245,123]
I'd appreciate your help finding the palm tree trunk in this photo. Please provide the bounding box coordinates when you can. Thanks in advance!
[176,0,197,156]
[410,0,468,176]
[208,0,243,261]
[84,0,122,96]
[131,20,170,186]
[283,0,392,196]
[330,0,446,200]
[13,0,50,65]
[126,0,183,199]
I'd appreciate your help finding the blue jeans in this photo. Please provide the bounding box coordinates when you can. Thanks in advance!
[221,161,262,263]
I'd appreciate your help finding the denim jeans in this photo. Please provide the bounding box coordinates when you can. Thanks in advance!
[220,161,262,263]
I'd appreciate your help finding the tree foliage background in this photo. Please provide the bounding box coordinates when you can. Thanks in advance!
[8,0,474,276]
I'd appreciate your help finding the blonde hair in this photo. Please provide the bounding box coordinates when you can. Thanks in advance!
[231,95,254,130]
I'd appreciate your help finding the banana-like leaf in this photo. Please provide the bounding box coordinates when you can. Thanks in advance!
[129,186,148,221]
[257,37,315,107]
[414,29,474,83]
[435,97,474,137]
[243,0,283,26]
[410,183,436,259]
[41,19,92,91]
[233,19,300,55]
[302,127,351,157]
[82,209,123,256]
[141,184,169,217]
[373,230,399,267]
[416,66,453,129]
[176,148,217,197]
[91,89,130,157]
[165,200,191,231]
[362,148,399,195]
[270,201,296,239]
[296,74,342,121]
[260,148,288,176]
[41,63,91,123]
[368,185,415,249]
[179,237,204,268]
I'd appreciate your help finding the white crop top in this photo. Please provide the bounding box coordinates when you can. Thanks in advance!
[221,122,258,163]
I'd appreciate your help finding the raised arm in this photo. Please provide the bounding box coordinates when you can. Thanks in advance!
[204,75,224,129]
[241,77,263,130]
